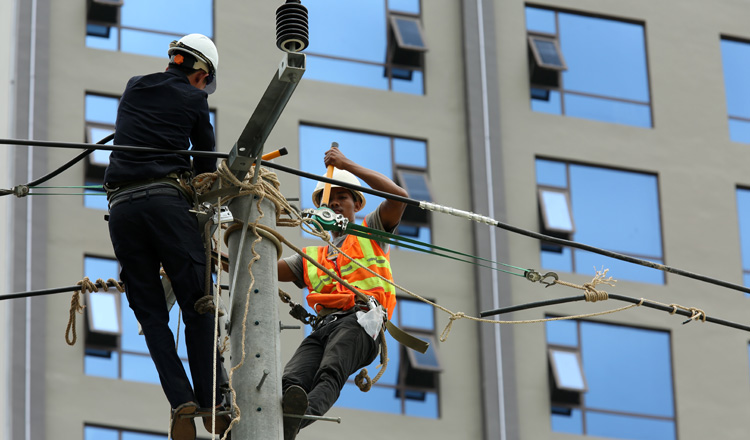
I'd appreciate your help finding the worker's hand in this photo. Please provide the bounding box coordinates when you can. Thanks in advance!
[323,145,353,170]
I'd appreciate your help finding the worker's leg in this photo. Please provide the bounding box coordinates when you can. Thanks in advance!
[302,314,378,428]
[109,196,194,408]
[148,194,223,409]
[282,330,325,393]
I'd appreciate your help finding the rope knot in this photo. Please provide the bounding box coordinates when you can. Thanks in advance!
[355,368,372,392]
[65,277,98,346]
[440,312,466,342]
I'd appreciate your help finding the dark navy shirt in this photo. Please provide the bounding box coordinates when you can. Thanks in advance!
[104,68,216,185]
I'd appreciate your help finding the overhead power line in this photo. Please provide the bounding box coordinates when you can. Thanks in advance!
[1,137,749,296]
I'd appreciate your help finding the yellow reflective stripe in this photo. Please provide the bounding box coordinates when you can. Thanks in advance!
[304,246,329,292]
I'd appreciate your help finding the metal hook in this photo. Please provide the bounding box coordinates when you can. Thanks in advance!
[540,272,559,287]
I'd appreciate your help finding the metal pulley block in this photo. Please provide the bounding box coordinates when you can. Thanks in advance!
[300,207,348,232]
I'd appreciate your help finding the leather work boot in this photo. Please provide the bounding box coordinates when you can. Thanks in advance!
[170,402,198,440]
[282,385,308,440]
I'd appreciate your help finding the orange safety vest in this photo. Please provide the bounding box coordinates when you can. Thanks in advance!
[302,221,397,320]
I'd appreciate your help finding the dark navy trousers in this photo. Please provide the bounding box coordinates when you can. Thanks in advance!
[108,187,221,409]
[282,313,379,428]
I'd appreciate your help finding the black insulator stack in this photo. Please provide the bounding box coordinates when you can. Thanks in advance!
[276,0,309,53]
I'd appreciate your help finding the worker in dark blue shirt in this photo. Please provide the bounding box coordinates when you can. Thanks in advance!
[104,33,229,440]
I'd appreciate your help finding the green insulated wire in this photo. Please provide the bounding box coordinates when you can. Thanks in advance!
[343,222,529,278]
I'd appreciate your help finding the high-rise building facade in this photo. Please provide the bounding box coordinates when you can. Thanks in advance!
[3,1,750,439]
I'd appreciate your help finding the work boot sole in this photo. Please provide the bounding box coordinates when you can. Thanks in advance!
[282,386,308,440]
[170,402,198,440]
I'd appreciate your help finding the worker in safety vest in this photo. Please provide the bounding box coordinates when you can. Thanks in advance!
[277,145,408,439]
[104,33,229,440]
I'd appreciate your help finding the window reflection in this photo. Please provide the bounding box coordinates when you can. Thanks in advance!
[86,0,213,57]
[526,7,652,128]
[304,0,425,94]
[546,319,675,439]
[721,38,750,143]
[536,159,664,284]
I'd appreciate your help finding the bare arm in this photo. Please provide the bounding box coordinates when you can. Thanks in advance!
[324,147,408,231]
[278,259,298,283]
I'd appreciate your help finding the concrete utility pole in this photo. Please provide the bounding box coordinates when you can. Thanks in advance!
[218,2,308,436]
[225,196,282,439]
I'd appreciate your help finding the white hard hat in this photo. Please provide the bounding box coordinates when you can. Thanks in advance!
[168,33,219,93]
[312,168,366,209]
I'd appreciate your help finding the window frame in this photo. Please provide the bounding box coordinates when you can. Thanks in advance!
[538,185,575,235]
[528,33,567,71]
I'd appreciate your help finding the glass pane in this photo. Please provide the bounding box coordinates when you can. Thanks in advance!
[121,29,178,58]
[721,39,750,120]
[729,118,750,144]
[85,350,119,378]
[89,292,120,333]
[336,382,402,414]
[564,94,652,128]
[391,70,424,95]
[551,350,584,389]
[306,0,386,62]
[86,95,118,125]
[394,138,427,167]
[400,171,431,201]
[559,14,649,102]
[525,7,556,34]
[531,89,562,115]
[412,345,439,369]
[85,256,119,280]
[533,39,563,67]
[404,391,438,418]
[541,246,572,274]
[85,426,119,440]
[299,125,392,220]
[86,30,119,51]
[122,353,161,384]
[587,411,676,440]
[88,127,114,165]
[540,190,572,231]
[394,17,424,48]
[84,185,109,211]
[121,0,212,36]
[570,165,661,257]
[400,299,434,330]
[581,322,674,417]
[737,189,750,271]
[545,319,578,347]
[120,293,151,353]
[123,432,165,440]
[550,407,583,434]
[388,0,420,14]
[535,159,567,188]
[306,55,389,91]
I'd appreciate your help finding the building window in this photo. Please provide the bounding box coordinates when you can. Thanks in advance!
[536,159,664,284]
[83,256,191,384]
[721,37,750,143]
[84,94,118,210]
[84,424,212,440]
[335,297,441,418]
[299,124,432,244]
[525,7,652,128]
[546,319,676,439]
[83,93,217,211]
[86,0,214,58]
[735,188,750,290]
[304,0,426,94]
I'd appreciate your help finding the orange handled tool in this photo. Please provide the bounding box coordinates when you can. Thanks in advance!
[261,147,288,161]
[320,142,338,207]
